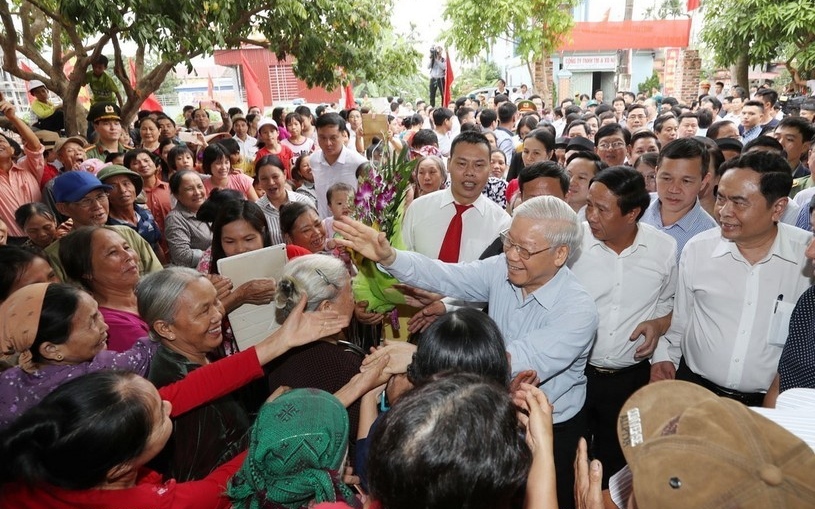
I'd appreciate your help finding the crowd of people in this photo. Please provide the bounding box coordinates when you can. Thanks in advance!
[0,72,814,509]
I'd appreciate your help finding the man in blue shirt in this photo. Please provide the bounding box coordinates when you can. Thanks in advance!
[640,137,717,263]
[335,196,598,509]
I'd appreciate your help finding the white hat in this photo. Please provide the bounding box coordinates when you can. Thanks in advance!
[257,118,278,132]
[29,80,46,90]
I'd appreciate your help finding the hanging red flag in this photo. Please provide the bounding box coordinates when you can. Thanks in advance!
[128,58,163,111]
[344,82,356,110]
[687,0,700,11]
[240,52,265,109]
[443,51,454,107]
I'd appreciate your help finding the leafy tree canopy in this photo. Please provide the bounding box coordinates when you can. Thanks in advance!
[0,0,419,133]
[441,0,578,62]
[441,0,578,105]
[700,0,815,74]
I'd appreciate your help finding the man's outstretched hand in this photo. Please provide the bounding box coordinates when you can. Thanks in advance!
[333,217,397,266]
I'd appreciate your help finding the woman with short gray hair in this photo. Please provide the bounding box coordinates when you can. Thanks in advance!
[136,265,351,482]
[267,254,363,459]
[136,266,203,342]
[274,254,350,323]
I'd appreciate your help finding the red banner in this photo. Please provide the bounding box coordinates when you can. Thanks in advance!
[443,51,454,107]
[240,52,264,108]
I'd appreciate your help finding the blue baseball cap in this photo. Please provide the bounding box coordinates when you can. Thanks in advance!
[52,171,112,203]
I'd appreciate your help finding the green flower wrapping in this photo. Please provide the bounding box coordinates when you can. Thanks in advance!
[350,145,415,313]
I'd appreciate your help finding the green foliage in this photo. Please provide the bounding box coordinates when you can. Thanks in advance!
[637,70,660,94]
[355,73,428,104]
[451,60,502,97]
[51,0,418,90]
[0,0,421,134]
[350,27,423,99]
[644,0,684,19]
[700,0,815,74]
[442,0,579,63]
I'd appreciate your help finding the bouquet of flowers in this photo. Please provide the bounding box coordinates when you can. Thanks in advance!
[351,143,416,315]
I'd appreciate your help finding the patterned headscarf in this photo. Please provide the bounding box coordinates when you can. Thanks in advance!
[410,144,442,159]
[0,283,50,373]
[228,388,358,509]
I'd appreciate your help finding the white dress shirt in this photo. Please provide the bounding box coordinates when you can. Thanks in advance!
[653,224,813,392]
[233,134,258,161]
[570,223,677,369]
[310,146,368,218]
[402,188,511,262]
[435,129,453,157]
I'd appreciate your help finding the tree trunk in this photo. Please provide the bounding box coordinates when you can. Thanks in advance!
[63,56,92,136]
[624,0,634,20]
[732,49,749,89]
[533,57,553,108]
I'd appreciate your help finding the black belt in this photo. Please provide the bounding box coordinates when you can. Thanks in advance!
[586,360,650,377]
[677,358,765,406]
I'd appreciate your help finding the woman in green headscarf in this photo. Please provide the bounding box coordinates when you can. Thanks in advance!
[228,388,360,509]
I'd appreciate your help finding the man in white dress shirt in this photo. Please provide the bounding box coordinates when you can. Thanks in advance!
[569,166,677,487]
[401,131,511,327]
[652,151,813,406]
[402,130,511,262]
[310,113,367,218]
[431,108,454,157]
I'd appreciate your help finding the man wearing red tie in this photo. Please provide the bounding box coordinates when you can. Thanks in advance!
[400,131,511,324]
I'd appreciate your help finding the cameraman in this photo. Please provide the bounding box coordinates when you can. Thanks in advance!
[428,45,446,107]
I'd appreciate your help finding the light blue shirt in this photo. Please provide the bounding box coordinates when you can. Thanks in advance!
[640,196,717,264]
[386,250,599,423]
[795,204,811,231]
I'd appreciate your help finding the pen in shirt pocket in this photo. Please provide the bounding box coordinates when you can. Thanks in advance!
[774,294,784,313]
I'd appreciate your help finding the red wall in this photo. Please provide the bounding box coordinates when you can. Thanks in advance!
[214,47,338,106]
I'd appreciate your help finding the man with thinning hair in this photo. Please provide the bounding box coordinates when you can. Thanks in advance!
[335,196,598,509]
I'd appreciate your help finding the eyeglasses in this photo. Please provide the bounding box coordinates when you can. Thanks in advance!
[72,191,109,209]
[499,230,552,260]
[597,141,627,150]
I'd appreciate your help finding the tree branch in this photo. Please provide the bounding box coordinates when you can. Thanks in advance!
[18,0,63,24]
[226,6,267,33]
[0,3,54,81]
[62,43,103,63]
[51,24,62,72]
[110,33,134,98]
[235,37,270,48]
[0,0,19,62]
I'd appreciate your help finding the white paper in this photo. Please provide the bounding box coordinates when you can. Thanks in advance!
[217,244,288,351]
